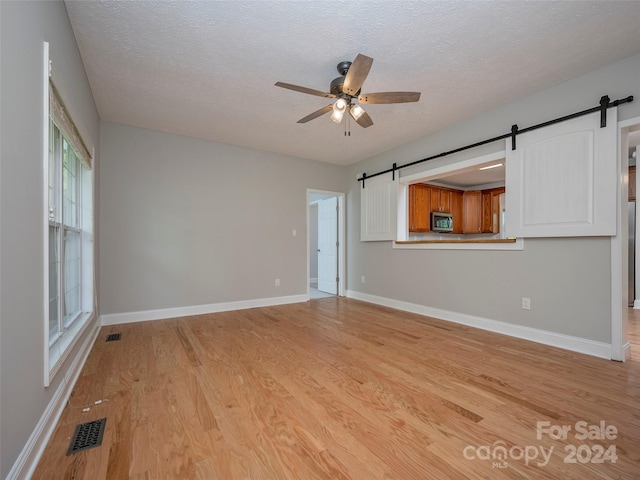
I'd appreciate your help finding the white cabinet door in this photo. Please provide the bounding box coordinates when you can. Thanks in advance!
[505,109,617,238]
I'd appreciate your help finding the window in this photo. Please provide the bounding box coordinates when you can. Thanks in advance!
[394,151,521,250]
[405,160,506,238]
[46,73,94,384]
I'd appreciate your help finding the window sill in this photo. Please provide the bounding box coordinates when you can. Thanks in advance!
[48,311,94,384]
[394,238,524,250]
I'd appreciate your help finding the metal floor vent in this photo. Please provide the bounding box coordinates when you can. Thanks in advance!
[105,333,121,342]
[67,418,106,455]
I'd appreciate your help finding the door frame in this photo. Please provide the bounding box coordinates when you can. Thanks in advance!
[307,189,346,298]
[612,115,640,361]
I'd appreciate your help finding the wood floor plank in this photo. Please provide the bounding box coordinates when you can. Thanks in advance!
[32,299,640,479]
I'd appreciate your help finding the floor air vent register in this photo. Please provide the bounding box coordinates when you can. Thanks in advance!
[66,334,118,454]
[67,418,107,455]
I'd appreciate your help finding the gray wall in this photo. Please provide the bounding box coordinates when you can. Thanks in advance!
[99,122,345,315]
[0,1,101,477]
[348,52,640,344]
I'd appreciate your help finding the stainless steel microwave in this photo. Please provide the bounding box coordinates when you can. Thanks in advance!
[431,212,453,232]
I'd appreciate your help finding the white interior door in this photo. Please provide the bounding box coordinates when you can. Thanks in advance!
[317,197,338,294]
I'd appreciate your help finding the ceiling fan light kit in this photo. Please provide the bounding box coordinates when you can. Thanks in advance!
[350,104,365,121]
[275,53,421,132]
[330,98,348,123]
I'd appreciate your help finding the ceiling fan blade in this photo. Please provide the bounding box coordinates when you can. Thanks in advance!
[297,104,333,123]
[343,54,373,96]
[354,111,374,128]
[275,82,335,99]
[358,92,421,104]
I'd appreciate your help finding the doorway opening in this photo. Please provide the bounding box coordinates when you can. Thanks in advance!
[615,117,640,361]
[629,137,639,309]
[307,189,345,299]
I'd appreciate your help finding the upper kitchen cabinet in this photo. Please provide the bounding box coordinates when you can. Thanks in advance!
[409,184,431,232]
[431,187,452,213]
[481,187,506,233]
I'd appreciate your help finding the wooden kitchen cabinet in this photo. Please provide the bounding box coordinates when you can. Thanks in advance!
[410,182,504,235]
[481,187,505,233]
[451,191,464,233]
[481,191,492,233]
[463,190,482,233]
[430,187,452,213]
[409,184,431,232]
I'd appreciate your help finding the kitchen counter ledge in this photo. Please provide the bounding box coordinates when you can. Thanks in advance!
[396,238,517,244]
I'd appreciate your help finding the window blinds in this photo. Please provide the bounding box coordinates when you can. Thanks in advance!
[49,82,92,169]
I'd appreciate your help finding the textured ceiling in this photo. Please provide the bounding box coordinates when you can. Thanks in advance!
[64,1,640,166]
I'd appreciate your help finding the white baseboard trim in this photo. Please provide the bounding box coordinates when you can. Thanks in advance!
[346,290,612,360]
[7,318,101,480]
[100,294,309,326]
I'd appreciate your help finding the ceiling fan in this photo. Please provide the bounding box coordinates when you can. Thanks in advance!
[275,53,421,130]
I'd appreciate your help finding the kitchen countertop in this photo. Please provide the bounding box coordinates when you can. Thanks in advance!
[396,238,517,244]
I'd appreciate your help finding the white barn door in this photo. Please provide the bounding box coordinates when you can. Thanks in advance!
[505,109,617,238]
[361,173,398,241]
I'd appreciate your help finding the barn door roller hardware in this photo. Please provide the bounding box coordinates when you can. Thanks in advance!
[358,94,633,188]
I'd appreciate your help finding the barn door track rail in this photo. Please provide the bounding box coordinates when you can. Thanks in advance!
[358,94,633,188]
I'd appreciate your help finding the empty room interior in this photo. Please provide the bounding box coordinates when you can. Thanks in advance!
[3,1,640,479]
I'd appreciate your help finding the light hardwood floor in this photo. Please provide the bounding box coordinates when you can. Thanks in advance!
[34,299,640,479]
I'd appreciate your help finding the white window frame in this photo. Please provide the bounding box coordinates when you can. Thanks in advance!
[43,42,95,386]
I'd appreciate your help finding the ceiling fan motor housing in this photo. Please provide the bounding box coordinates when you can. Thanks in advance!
[330,76,346,96]
[336,60,352,76]
[331,60,356,96]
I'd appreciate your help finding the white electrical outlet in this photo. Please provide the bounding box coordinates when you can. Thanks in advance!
[361,276,366,284]
[275,279,280,287]
[292,229,297,237]
[522,297,531,310]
